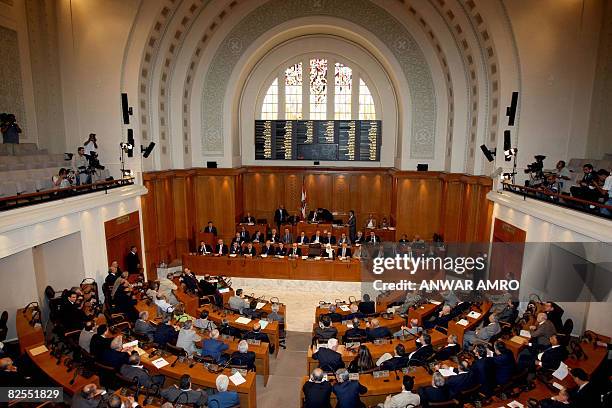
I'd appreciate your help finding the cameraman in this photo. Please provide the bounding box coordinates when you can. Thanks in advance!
[72,147,90,185]
[84,133,98,156]
[1,113,22,144]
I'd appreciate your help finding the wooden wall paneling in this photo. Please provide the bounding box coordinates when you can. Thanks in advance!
[439,175,465,242]
[283,173,301,216]
[394,173,443,240]
[234,172,244,224]
[155,174,177,265]
[141,176,160,279]
[194,172,238,241]
[172,175,190,255]
[104,211,142,273]
[185,171,197,250]
[331,174,350,216]
[304,173,333,213]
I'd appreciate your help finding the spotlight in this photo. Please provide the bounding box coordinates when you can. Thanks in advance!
[503,130,517,161]
[480,144,496,162]
[120,142,133,151]
[121,169,133,178]
[141,142,156,158]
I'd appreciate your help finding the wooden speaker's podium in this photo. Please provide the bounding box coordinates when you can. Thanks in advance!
[197,231,216,248]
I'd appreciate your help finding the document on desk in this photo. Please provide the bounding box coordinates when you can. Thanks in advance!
[507,401,524,408]
[152,357,169,369]
[229,371,246,386]
[29,345,49,356]
[339,305,351,312]
[235,317,252,324]
[467,311,481,319]
[552,382,565,390]
[218,288,230,293]
[256,302,266,310]
[259,320,269,330]
[552,362,569,380]
[519,330,531,338]
[122,340,139,349]
[456,319,469,326]
[438,368,456,377]
[430,300,442,305]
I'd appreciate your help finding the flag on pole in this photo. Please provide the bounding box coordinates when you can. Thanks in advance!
[301,178,307,219]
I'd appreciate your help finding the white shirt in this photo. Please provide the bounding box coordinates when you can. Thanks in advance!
[603,175,612,197]
[154,298,174,313]
[84,142,97,156]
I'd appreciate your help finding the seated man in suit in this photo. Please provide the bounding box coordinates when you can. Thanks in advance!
[193,310,217,331]
[288,242,302,257]
[61,291,87,331]
[539,389,572,408]
[530,313,557,350]
[543,302,564,332]
[228,289,250,313]
[409,332,434,364]
[463,313,501,348]
[230,340,256,371]
[337,232,351,246]
[424,304,454,330]
[267,303,284,323]
[120,352,165,388]
[243,242,257,257]
[229,241,242,255]
[78,320,96,354]
[0,357,27,387]
[337,242,352,259]
[380,343,410,371]
[569,368,601,407]
[311,230,323,244]
[366,318,391,341]
[296,231,309,245]
[207,374,240,408]
[303,368,332,408]
[89,324,112,359]
[281,227,293,244]
[364,213,377,229]
[324,305,343,323]
[418,372,449,407]
[445,359,475,399]
[202,221,217,235]
[537,334,567,371]
[366,231,379,244]
[72,383,105,408]
[230,232,243,246]
[251,230,263,243]
[315,317,338,341]
[393,318,422,338]
[344,319,367,342]
[242,212,255,224]
[322,243,336,259]
[153,316,178,347]
[353,231,365,245]
[267,228,279,243]
[398,234,410,243]
[333,368,368,408]
[243,323,273,354]
[358,294,375,315]
[313,338,345,372]
[219,319,242,338]
[201,329,229,362]
[275,242,288,256]
[160,374,207,407]
[346,304,364,321]
[472,344,495,396]
[214,239,228,256]
[260,240,275,256]
[238,226,250,242]
[434,334,461,360]
[323,231,336,245]
[180,268,199,294]
[100,336,130,369]
[492,340,516,386]
[134,311,156,341]
[497,299,519,324]
[197,240,212,255]
[383,375,420,408]
[176,320,202,356]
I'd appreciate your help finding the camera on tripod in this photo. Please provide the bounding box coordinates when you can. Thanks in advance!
[85,151,105,173]
[524,155,546,185]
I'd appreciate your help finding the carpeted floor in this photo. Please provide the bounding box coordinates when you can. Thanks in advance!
[255,331,312,407]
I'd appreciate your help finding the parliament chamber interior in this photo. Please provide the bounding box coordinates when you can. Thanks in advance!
[1,0,612,407]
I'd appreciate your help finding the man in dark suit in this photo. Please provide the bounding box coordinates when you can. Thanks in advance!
[310,230,323,244]
[492,341,516,386]
[119,353,165,388]
[71,383,105,408]
[346,210,357,242]
[538,334,567,371]
[409,333,434,364]
[214,239,228,256]
[472,344,495,396]
[243,242,257,257]
[230,340,256,371]
[160,374,207,407]
[446,360,475,398]
[435,334,461,360]
[353,231,364,245]
[424,305,454,330]
[497,300,519,324]
[267,228,279,243]
[231,232,244,246]
[275,242,288,256]
[242,212,255,224]
[288,243,302,257]
[419,372,449,407]
[297,232,309,245]
[243,323,273,354]
[358,294,375,314]
[313,338,345,372]
[100,336,130,369]
[366,318,391,341]
[201,329,229,362]
[337,243,351,258]
[197,240,212,255]
[366,231,379,244]
[125,246,140,274]
[281,227,293,244]
[530,313,557,350]
[90,325,112,359]
[323,305,343,323]
[543,302,564,332]
[539,389,572,408]
[153,316,178,347]
[229,241,242,255]
[380,343,410,371]
[569,368,601,407]
[344,319,367,342]
[332,368,367,408]
[315,318,338,341]
[260,240,275,255]
[238,226,250,242]
[180,268,199,293]
[207,374,240,408]
[61,291,87,331]
[202,221,217,235]
[274,205,288,230]
[323,231,336,245]
[303,368,332,408]
[346,304,364,321]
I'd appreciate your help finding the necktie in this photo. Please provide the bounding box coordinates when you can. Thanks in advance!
[219,246,222,254]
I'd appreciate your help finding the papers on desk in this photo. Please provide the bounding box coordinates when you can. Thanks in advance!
[235,317,252,324]
[259,320,269,330]
[314,256,322,260]
[218,288,230,293]
[456,319,469,326]
[260,254,268,258]
[552,362,569,380]
[152,357,169,369]
[467,311,481,319]
[430,300,442,305]
[133,346,147,356]
[438,368,456,377]
[229,371,246,386]
[510,336,528,345]
[487,349,494,357]
[29,345,48,356]
[519,330,531,338]
[552,382,565,390]
[388,227,396,230]
[507,401,524,408]
[122,340,139,349]
[339,305,351,312]
[255,302,266,310]
[229,254,237,258]
[301,256,309,260]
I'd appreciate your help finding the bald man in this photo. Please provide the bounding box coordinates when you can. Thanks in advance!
[72,383,105,408]
[303,368,332,408]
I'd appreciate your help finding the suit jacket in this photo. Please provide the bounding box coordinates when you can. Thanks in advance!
[313,347,345,371]
[472,357,495,395]
[214,244,228,255]
[70,394,100,408]
[540,345,567,371]
[243,330,270,345]
[239,230,250,242]
[493,351,516,386]
[260,245,275,255]
[201,339,229,361]
[203,226,218,235]
[296,235,309,245]
[346,312,365,321]
[344,327,367,341]
[380,355,410,371]
[409,344,434,363]
[333,380,368,408]
[358,301,375,315]
[134,319,156,337]
[435,344,461,360]
[282,233,293,244]
[539,399,572,408]
[570,382,601,407]
[532,320,556,347]
[288,247,302,257]
[275,247,288,256]
[497,305,518,324]
[337,247,352,258]
[119,364,156,387]
[243,246,257,256]
[160,387,207,406]
[207,391,240,408]
[315,326,338,341]
[354,235,364,244]
[476,322,501,341]
[323,235,336,245]
[303,381,332,408]
[154,324,178,347]
[325,312,343,323]
[446,371,475,398]
[61,299,87,331]
[242,215,255,223]
[251,233,263,242]
[367,326,392,341]
[197,244,212,255]
[347,216,357,239]
[311,234,323,244]
[229,245,242,255]
[338,236,351,246]
[126,251,140,273]
[366,235,380,243]
[100,348,130,369]
[267,233,279,243]
[546,303,564,332]
[230,351,256,371]
[419,385,449,407]
[274,208,287,225]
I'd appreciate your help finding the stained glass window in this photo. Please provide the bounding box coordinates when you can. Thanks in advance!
[309,58,327,120]
[285,63,302,120]
[334,63,352,120]
[359,78,376,120]
[261,78,278,120]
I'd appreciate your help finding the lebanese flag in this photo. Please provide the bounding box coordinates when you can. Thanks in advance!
[300,179,307,219]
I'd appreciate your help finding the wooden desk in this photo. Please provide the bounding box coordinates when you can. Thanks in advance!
[296,222,348,238]
[183,253,362,282]
[447,301,492,346]
[140,347,257,408]
[313,315,405,340]
[16,308,45,353]
[197,231,216,248]
[236,223,269,237]
[217,336,270,386]
[314,303,388,322]
[306,330,447,374]
[407,303,440,326]
[198,304,280,358]
[27,347,100,395]
[365,227,396,242]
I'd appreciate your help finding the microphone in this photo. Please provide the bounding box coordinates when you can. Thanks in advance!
[69,366,80,384]
[133,376,141,402]
[170,355,182,368]
[394,368,400,381]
